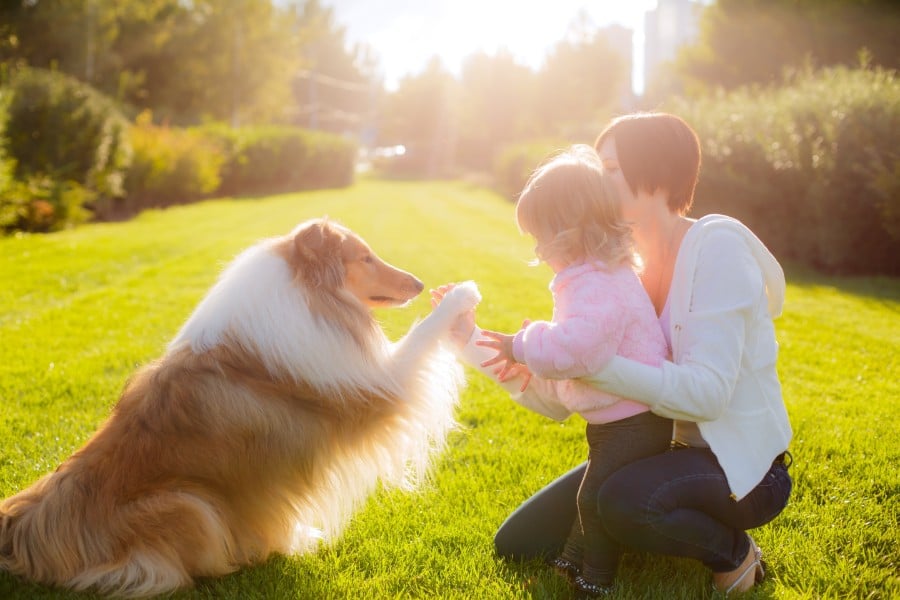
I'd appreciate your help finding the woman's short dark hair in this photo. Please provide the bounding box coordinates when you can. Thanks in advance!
[594,112,701,215]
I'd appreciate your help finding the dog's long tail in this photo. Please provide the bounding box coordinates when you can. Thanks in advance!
[0,464,234,598]
[1,473,67,584]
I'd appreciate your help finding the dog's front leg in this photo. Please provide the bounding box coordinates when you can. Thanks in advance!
[389,281,481,374]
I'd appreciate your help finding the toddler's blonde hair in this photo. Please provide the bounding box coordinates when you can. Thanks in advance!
[516,144,637,270]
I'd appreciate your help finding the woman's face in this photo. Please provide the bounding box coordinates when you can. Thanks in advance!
[596,136,637,220]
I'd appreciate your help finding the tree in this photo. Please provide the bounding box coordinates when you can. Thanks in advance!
[378,58,459,176]
[126,0,298,124]
[455,50,537,171]
[0,0,302,125]
[289,0,379,135]
[534,15,628,140]
[675,0,900,91]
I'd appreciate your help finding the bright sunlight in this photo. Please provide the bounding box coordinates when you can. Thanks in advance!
[330,0,659,90]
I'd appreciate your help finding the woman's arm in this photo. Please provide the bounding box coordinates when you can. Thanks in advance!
[583,229,765,422]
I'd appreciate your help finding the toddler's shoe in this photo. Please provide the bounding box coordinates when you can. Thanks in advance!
[546,555,580,583]
[573,574,613,598]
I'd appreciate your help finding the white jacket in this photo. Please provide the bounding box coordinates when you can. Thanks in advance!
[463,214,792,500]
[582,214,793,499]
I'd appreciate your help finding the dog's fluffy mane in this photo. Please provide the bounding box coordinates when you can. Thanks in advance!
[172,236,385,395]
[0,218,476,597]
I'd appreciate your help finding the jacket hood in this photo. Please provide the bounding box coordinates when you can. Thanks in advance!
[695,214,785,318]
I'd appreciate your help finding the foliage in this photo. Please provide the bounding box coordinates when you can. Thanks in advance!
[4,67,131,200]
[0,68,116,231]
[492,140,570,202]
[378,58,460,178]
[0,0,307,126]
[109,112,226,220]
[454,51,538,172]
[290,0,380,135]
[0,66,357,232]
[0,175,94,234]
[381,22,629,177]
[0,180,897,599]
[533,20,628,140]
[672,0,900,93]
[148,0,296,125]
[202,124,356,196]
[669,64,900,275]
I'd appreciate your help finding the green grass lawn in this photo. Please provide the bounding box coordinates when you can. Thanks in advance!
[1,179,897,599]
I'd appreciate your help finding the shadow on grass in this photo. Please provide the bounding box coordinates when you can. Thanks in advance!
[497,553,780,600]
[1,553,784,599]
[0,570,103,600]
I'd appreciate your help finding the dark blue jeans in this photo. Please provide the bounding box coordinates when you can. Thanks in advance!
[563,413,673,585]
[494,446,792,575]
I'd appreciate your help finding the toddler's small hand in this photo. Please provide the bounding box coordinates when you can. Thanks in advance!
[476,329,515,368]
[495,362,532,392]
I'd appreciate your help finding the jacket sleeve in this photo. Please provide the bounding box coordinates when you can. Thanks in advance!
[461,328,572,421]
[514,277,628,380]
[582,229,763,422]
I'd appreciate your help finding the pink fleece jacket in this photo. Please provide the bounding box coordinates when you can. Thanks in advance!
[511,262,666,423]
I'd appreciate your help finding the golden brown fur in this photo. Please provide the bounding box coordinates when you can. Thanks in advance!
[0,218,478,597]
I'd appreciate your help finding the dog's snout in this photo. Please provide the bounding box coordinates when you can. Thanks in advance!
[411,277,424,295]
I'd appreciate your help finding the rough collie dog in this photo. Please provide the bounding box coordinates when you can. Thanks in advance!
[0,218,480,598]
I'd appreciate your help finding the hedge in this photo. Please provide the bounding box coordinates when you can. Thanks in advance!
[201,124,356,197]
[669,64,899,275]
[0,69,357,230]
[103,112,227,220]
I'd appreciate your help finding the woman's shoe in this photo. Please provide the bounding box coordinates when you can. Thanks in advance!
[572,575,613,598]
[546,555,580,582]
[713,535,766,596]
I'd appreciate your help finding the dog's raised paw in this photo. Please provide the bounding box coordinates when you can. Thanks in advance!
[439,281,481,315]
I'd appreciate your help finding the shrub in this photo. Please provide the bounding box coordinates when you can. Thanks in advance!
[4,68,131,201]
[0,174,94,233]
[109,112,225,220]
[0,74,93,233]
[669,64,900,275]
[202,124,355,196]
[492,140,569,201]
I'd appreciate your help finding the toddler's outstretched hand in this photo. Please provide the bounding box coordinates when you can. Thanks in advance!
[477,329,527,387]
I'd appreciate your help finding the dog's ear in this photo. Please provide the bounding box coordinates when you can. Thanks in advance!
[292,219,345,289]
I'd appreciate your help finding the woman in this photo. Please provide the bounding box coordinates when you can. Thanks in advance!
[445,112,793,596]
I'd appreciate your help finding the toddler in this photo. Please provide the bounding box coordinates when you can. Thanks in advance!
[477,144,671,596]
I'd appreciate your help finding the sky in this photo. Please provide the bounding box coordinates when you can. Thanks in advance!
[322,0,664,94]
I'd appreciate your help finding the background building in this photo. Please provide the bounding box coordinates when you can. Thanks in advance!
[598,23,635,106]
[644,0,702,91]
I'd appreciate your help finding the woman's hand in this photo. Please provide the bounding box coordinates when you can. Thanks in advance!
[430,283,476,349]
